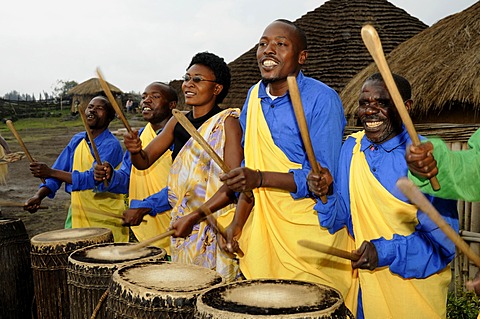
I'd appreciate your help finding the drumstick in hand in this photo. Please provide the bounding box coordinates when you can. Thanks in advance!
[298,239,359,261]
[361,24,440,191]
[397,177,480,267]
[199,205,244,258]
[172,109,230,173]
[96,67,133,134]
[6,120,46,184]
[287,76,327,204]
[79,107,108,187]
[0,201,48,210]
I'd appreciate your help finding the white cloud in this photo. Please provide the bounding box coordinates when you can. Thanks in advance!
[0,0,476,96]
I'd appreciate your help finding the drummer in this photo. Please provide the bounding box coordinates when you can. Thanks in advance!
[217,19,355,307]
[24,96,128,242]
[121,52,243,282]
[307,73,458,318]
[93,82,177,254]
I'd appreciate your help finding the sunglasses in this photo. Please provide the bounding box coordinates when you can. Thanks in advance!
[182,74,217,83]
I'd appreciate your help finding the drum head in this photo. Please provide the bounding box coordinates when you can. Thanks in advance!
[115,261,223,293]
[198,279,344,316]
[31,227,112,244]
[69,243,165,264]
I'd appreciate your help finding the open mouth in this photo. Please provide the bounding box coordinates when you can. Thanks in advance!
[365,121,382,128]
[261,58,279,70]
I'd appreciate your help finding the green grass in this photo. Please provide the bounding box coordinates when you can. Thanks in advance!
[1,110,82,132]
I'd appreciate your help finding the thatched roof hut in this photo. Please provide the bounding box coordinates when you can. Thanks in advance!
[223,0,427,110]
[68,78,123,114]
[341,2,480,124]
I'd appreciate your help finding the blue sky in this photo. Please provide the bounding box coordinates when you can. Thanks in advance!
[0,0,476,96]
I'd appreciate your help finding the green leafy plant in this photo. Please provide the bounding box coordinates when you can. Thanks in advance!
[447,289,480,319]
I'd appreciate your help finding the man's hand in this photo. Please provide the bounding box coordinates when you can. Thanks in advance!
[122,208,151,226]
[94,161,113,182]
[218,222,243,254]
[406,142,438,179]
[307,167,333,197]
[123,130,142,155]
[220,167,262,192]
[171,212,202,238]
[466,271,480,296]
[29,162,52,179]
[24,195,43,214]
[352,240,378,270]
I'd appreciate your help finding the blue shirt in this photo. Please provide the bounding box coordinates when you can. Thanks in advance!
[240,71,346,198]
[99,127,148,195]
[111,127,173,216]
[41,129,123,198]
[315,129,458,278]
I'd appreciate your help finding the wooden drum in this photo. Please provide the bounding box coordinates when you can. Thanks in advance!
[107,261,224,319]
[195,279,355,319]
[67,243,167,319]
[30,227,114,319]
[0,218,34,319]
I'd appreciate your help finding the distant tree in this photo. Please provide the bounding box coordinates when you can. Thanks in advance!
[52,79,78,99]
[3,90,21,100]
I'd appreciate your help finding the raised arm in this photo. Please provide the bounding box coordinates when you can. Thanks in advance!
[126,117,176,170]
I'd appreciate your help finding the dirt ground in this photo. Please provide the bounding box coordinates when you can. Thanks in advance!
[0,120,136,239]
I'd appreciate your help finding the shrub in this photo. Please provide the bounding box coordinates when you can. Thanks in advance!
[447,289,480,319]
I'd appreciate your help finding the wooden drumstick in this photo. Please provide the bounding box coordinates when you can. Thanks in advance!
[88,209,147,224]
[287,76,327,204]
[0,201,48,209]
[397,177,480,267]
[79,107,108,187]
[361,24,440,191]
[123,230,175,253]
[5,120,46,184]
[298,239,359,261]
[199,205,244,258]
[96,67,134,134]
[172,109,230,173]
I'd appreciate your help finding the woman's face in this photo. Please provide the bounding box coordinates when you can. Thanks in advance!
[182,64,221,108]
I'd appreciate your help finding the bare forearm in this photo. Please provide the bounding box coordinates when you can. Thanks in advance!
[261,171,297,193]
[130,150,151,170]
[49,169,72,184]
[232,192,255,228]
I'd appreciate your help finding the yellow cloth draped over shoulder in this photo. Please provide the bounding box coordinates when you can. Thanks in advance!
[0,143,7,185]
[350,131,450,319]
[129,123,172,253]
[71,139,128,242]
[168,108,241,282]
[239,83,356,308]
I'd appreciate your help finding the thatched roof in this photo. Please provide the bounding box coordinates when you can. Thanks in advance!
[341,2,480,121]
[223,0,427,110]
[68,78,123,96]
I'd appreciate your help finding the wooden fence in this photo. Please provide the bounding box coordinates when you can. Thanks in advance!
[0,98,71,120]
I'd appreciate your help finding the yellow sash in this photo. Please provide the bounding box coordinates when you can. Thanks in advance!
[129,123,172,252]
[350,131,450,319]
[71,139,128,242]
[0,143,7,185]
[240,83,355,305]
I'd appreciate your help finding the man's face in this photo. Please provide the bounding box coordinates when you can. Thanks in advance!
[357,80,403,144]
[256,21,305,83]
[85,97,111,129]
[141,83,172,125]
